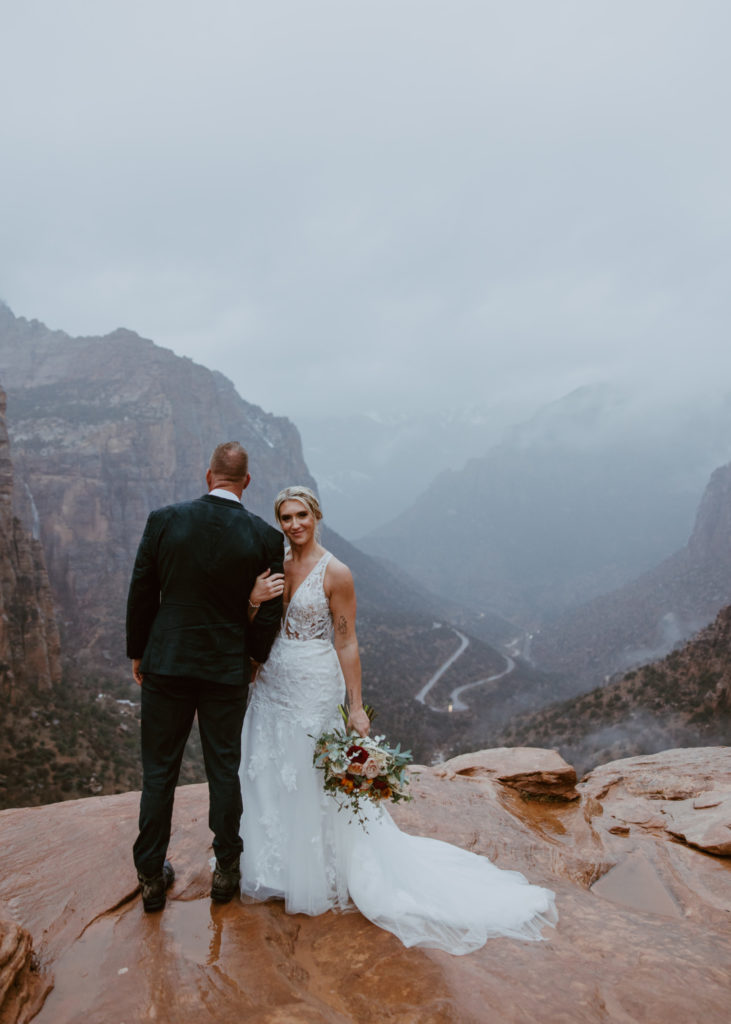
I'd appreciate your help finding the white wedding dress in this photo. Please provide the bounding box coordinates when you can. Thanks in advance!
[239,551,558,955]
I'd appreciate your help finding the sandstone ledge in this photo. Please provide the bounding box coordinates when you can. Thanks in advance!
[432,746,579,800]
[0,746,729,1024]
[0,914,46,1024]
[580,747,731,856]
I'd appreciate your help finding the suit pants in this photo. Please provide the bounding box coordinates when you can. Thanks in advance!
[133,673,248,877]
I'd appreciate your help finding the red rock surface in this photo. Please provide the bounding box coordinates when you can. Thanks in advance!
[432,746,579,800]
[0,746,729,1024]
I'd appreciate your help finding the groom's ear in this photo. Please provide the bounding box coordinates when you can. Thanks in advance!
[241,473,251,491]
[205,468,213,490]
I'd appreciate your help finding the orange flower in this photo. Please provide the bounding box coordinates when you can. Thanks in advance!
[340,778,355,792]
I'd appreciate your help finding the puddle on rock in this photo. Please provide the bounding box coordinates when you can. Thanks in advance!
[591,850,682,918]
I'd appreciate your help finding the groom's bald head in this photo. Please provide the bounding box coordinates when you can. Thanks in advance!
[207,442,250,495]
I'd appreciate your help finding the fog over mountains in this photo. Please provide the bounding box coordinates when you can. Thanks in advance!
[358,383,731,627]
[298,404,520,538]
[533,459,731,686]
[1,300,729,809]
[499,603,731,774]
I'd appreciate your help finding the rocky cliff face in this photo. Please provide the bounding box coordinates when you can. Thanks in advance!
[0,303,315,680]
[0,385,60,704]
[532,461,731,689]
[0,303,455,680]
[687,461,731,563]
[1,304,536,807]
[0,746,729,1023]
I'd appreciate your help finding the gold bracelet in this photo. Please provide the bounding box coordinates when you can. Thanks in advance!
[248,599,260,610]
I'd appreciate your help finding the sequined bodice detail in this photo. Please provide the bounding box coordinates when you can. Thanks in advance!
[282,551,333,640]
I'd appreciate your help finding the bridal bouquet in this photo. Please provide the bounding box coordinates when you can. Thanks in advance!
[313,705,412,828]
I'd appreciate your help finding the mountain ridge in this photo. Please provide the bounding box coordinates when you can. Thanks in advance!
[0,304,525,807]
[498,603,731,773]
[359,381,731,629]
[532,459,731,688]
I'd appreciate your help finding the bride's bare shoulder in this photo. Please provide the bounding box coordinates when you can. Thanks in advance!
[324,554,354,592]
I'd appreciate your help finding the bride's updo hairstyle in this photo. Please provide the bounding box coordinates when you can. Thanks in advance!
[274,486,323,540]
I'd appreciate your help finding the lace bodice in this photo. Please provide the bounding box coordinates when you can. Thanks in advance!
[245,547,344,795]
[281,551,333,640]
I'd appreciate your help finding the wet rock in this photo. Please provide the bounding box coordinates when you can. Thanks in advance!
[590,850,683,918]
[664,797,731,856]
[603,798,667,828]
[435,746,579,800]
[606,818,631,836]
[0,912,48,1023]
[1,747,729,1023]
[581,747,731,856]
[693,793,722,809]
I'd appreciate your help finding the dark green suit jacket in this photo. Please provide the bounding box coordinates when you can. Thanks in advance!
[126,493,284,686]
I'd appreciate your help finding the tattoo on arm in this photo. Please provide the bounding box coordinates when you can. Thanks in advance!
[336,615,348,635]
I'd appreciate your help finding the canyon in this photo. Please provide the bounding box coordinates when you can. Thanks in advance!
[2,300,729,805]
[0,304,526,805]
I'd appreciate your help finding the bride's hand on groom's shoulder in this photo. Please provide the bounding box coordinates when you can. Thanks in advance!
[250,568,285,607]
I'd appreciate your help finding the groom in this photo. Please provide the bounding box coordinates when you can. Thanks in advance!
[126,442,284,911]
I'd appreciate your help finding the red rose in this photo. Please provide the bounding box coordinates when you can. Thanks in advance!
[346,745,368,764]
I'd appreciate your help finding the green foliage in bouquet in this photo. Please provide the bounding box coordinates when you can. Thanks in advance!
[312,704,413,829]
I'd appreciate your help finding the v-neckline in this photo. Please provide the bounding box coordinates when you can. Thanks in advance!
[283,551,329,627]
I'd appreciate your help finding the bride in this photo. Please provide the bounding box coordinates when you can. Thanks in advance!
[240,485,557,955]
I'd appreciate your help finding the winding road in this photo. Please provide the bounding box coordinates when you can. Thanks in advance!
[416,627,517,712]
[448,654,515,710]
[414,629,470,704]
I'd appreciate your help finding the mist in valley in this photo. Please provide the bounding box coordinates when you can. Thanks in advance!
[2,2,731,790]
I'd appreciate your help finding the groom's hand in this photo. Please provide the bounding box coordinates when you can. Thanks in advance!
[132,658,143,686]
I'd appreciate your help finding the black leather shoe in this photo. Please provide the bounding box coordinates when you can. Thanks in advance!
[211,859,241,903]
[137,859,175,912]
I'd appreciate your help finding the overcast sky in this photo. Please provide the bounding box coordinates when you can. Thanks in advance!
[2,1,730,420]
